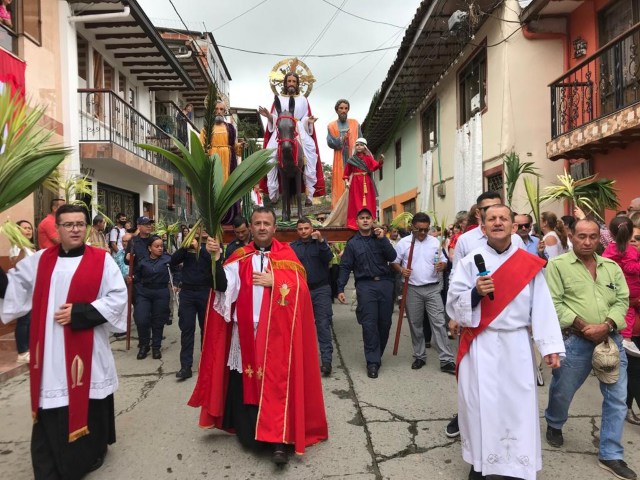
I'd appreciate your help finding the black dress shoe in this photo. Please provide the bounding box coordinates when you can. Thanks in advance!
[425,342,432,348]
[367,364,379,379]
[320,363,332,376]
[440,362,456,375]
[411,359,426,370]
[445,414,460,438]
[136,346,150,360]
[176,367,192,380]
[272,443,289,466]
[88,449,107,473]
[152,348,162,360]
[546,426,563,448]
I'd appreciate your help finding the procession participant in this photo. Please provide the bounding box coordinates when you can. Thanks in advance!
[327,99,361,208]
[200,100,244,184]
[445,191,525,439]
[447,204,564,480]
[225,215,251,258]
[343,138,384,231]
[515,213,540,256]
[337,208,397,378]
[171,231,212,380]
[37,198,64,249]
[545,219,636,480]
[290,217,334,376]
[133,236,173,360]
[0,204,127,479]
[392,212,456,373]
[108,212,127,255]
[88,215,109,252]
[259,72,325,205]
[189,207,328,466]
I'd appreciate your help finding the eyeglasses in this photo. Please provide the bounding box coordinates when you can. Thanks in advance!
[518,223,531,229]
[58,222,87,231]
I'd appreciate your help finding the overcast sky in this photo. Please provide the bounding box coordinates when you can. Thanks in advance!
[138,0,421,163]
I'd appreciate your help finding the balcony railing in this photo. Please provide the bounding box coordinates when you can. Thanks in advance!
[550,23,640,139]
[78,89,171,170]
[155,101,199,146]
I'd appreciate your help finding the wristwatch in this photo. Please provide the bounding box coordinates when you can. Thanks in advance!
[605,319,615,333]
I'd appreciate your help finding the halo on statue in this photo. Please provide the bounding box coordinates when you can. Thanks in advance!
[269,57,315,98]
[203,91,231,113]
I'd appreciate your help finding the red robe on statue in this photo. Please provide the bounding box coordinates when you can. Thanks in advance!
[188,239,328,454]
[344,152,382,230]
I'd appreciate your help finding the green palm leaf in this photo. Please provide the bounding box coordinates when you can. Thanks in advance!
[540,171,619,221]
[503,152,540,208]
[0,88,70,212]
[523,176,541,227]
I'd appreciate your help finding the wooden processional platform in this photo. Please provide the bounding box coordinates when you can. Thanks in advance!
[221,226,355,243]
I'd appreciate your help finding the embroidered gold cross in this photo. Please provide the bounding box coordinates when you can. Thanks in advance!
[257,367,264,380]
[244,365,254,378]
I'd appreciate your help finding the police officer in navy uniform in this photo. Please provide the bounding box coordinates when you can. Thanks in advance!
[290,217,334,376]
[170,231,212,380]
[337,208,397,378]
[225,215,251,258]
[134,235,174,360]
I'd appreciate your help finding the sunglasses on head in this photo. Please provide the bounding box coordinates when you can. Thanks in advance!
[518,223,531,229]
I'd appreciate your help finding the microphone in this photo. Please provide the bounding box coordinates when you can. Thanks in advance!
[473,254,493,301]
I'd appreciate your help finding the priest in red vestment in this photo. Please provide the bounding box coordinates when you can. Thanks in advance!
[188,207,328,465]
[344,138,384,230]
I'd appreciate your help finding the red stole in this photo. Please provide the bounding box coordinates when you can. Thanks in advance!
[456,249,546,377]
[189,240,328,454]
[30,246,106,442]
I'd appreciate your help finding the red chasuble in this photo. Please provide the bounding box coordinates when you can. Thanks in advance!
[30,246,106,441]
[188,239,328,454]
[455,249,546,378]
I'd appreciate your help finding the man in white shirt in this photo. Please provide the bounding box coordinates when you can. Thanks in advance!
[108,212,127,255]
[0,204,127,479]
[392,212,455,373]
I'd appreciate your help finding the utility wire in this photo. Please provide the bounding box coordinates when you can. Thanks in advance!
[320,0,405,29]
[301,0,347,60]
[216,44,400,57]
[212,0,269,31]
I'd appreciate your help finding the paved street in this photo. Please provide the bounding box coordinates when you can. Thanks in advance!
[2,282,640,479]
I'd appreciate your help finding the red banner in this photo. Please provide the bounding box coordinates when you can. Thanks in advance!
[0,47,26,97]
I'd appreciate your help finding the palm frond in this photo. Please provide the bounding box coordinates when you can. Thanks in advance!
[390,211,413,229]
[523,176,541,227]
[0,220,35,251]
[540,171,619,221]
[503,152,540,208]
[202,83,219,152]
[0,89,70,212]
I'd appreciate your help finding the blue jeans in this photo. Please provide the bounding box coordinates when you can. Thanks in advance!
[545,332,628,460]
[310,284,333,365]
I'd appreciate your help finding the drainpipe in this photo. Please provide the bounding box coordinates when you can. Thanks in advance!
[69,6,130,23]
[175,52,192,59]
[522,24,569,72]
[378,0,438,109]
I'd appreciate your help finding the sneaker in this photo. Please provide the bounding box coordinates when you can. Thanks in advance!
[16,351,30,363]
[626,408,640,426]
[599,459,637,479]
[546,426,563,448]
[445,414,460,438]
[623,339,640,358]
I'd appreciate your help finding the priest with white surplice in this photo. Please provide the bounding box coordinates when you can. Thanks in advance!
[446,204,565,480]
[0,204,127,480]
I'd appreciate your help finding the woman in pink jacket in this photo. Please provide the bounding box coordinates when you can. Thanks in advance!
[603,216,640,357]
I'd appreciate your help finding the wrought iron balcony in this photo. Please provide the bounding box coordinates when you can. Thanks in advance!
[78,89,171,170]
[155,101,198,147]
[550,23,640,139]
